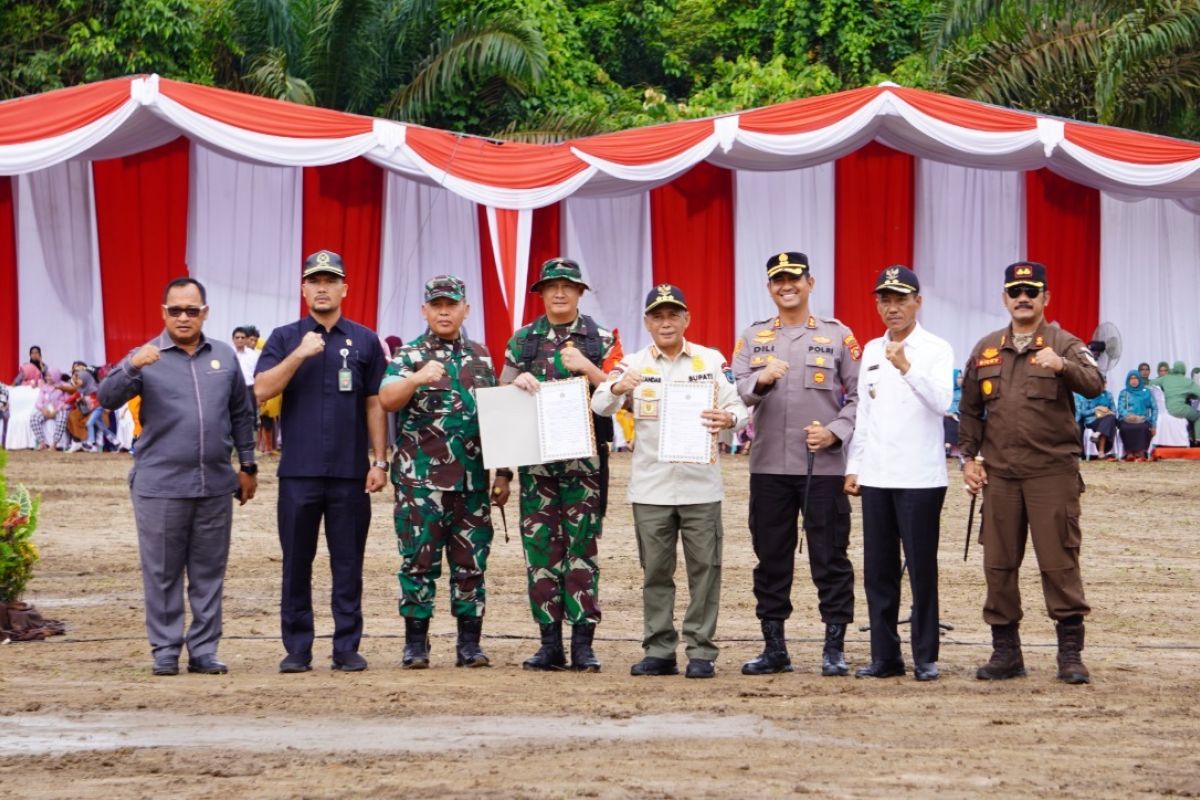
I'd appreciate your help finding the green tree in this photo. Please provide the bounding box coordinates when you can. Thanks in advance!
[223,0,548,130]
[0,0,220,99]
[928,0,1200,136]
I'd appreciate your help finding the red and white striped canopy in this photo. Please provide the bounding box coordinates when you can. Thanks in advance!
[4,74,1200,202]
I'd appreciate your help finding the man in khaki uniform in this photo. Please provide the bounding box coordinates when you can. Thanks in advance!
[592,284,747,679]
[960,261,1104,684]
[733,251,861,676]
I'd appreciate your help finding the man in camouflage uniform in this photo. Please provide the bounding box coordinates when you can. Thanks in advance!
[379,275,508,669]
[501,257,622,672]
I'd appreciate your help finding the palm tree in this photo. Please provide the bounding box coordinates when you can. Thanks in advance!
[223,0,547,129]
[926,0,1200,135]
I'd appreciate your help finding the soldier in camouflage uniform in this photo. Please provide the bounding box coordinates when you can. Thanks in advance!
[379,275,509,669]
[500,258,622,672]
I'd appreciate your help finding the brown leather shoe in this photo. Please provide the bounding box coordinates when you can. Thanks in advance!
[976,623,1026,680]
[1056,621,1091,684]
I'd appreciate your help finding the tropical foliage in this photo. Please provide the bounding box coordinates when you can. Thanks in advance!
[0,450,41,604]
[2,0,1199,140]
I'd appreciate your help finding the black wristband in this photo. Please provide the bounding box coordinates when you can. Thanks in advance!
[239,463,258,476]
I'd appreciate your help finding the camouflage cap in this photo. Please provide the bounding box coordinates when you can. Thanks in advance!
[303,249,345,279]
[424,274,466,303]
[530,257,590,293]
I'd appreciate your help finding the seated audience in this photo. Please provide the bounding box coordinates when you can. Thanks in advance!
[13,346,49,385]
[30,370,72,450]
[1117,370,1156,460]
[944,368,962,456]
[1077,386,1118,459]
[1151,361,1200,445]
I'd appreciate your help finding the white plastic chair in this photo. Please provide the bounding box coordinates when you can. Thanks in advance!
[1149,386,1190,450]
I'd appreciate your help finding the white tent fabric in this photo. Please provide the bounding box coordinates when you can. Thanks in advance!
[563,194,654,353]
[376,175,485,344]
[913,160,1025,364]
[15,160,106,366]
[186,142,303,341]
[733,165,836,336]
[1099,192,1200,389]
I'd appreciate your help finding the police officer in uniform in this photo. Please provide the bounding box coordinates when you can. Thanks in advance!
[960,261,1104,684]
[379,276,508,669]
[733,251,860,676]
[255,250,389,673]
[501,257,622,673]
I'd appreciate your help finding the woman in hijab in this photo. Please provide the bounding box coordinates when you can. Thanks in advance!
[13,346,48,385]
[944,368,963,455]
[1078,383,1119,459]
[1117,370,1157,460]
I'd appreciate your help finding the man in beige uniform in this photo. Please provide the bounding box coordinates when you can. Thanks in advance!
[960,261,1104,684]
[733,251,861,676]
[593,285,747,678]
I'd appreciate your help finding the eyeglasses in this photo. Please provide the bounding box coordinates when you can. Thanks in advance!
[163,305,207,318]
[1005,286,1042,299]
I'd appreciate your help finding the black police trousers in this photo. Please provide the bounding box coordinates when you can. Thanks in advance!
[278,476,371,656]
[860,486,946,665]
[748,473,854,624]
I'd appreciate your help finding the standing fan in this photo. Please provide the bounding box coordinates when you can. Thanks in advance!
[1089,322,1123,374]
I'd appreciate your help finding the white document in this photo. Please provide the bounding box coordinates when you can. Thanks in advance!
[477,378,596,469]
[536,376,596,462]
[658,380,717,464]
[477,385,541,469]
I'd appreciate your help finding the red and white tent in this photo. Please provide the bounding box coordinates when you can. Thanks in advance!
[2,73,1197,383]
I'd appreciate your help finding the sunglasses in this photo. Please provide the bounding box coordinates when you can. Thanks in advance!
[1006,286,1042,299]
[163,305,207,318]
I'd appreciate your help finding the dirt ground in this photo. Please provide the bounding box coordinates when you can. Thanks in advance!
[1,449,1198,799]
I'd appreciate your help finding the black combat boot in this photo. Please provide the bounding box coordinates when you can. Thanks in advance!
[1056,619,1091,685]
[741,619,793,675]
[455,616,490,668]
[522,621,567,671]
[976,622,1026,680]
[570,623,602,673]
[821,622,849,676]
[402,616,430,669]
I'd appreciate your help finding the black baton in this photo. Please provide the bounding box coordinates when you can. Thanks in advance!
[963,455,984,561]
[799,421,820,552]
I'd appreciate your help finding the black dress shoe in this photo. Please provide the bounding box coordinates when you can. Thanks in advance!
[914,662,940,682]
[279,651,313,673]
[331,651,368,672]
[187,654,228,674]
[685,659,715,679]
[630,655,679,676]
[152,655,179,676]
[854,658,907,678]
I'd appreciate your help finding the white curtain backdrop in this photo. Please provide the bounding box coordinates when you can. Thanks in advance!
[375,175,485,345]
[15,161,106,368]
[562,194,654,353]
[913,159,1025,367]
[1100,193,1200,385]
[186,142,303,341]
[733,164,836,337]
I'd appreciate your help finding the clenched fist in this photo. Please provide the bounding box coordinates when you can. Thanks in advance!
[1032,347,1064,373]
[612,368,642,396]
[131,345,161,369]
[295,331,325,360]
[560,344,592,374]
[414,360,446,386]
[884,341,910,374]
[755,358,789,387]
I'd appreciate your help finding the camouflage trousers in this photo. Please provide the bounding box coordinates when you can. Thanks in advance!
[519,472,603,626]
[394,486,493,620]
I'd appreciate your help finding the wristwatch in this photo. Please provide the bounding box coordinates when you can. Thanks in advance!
[371,460,389,470]
[239,463,258,476]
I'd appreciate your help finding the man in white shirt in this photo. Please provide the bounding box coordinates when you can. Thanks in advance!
[233,326,260,424]
[845,266,954,682]
[592,284,748,679]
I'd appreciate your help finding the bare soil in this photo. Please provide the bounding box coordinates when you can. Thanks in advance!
[1,450,1198,798]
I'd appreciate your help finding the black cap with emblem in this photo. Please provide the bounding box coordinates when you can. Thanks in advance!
[644,283,688,313]
[874,264,920,295]
[766,251,809,279]
[303,249,345,280]
[1004,261,1047,288]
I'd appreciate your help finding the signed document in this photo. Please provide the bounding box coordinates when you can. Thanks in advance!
[658,380,717,464]
[536,376,596,462]
[478,377,595,468]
